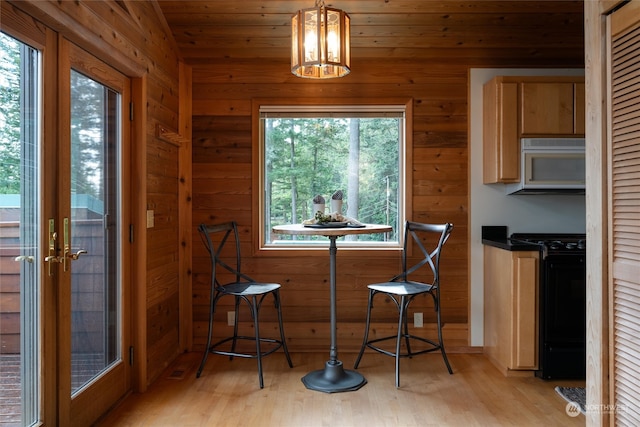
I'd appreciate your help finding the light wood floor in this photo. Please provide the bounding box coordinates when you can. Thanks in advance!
[97,352,585,427]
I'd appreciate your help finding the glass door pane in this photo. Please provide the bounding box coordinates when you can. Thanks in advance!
[69,70,120,395]
[0,32,41,426]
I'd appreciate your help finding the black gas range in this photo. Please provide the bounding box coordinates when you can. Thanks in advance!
[510,232,586,380]
[510,233,586,258]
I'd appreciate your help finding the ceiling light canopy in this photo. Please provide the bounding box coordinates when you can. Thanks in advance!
[291,0,351,79]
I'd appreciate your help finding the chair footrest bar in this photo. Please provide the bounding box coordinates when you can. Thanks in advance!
[364,333,444,358]
[207,336,285,359]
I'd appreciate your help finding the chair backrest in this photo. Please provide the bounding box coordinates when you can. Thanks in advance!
[395,221,453,287]
[198,221,254,288]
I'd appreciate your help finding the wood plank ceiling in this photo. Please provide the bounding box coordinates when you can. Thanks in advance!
[156,0,585,64]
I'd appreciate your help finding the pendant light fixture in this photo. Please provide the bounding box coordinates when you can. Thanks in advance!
[291,0,351,79]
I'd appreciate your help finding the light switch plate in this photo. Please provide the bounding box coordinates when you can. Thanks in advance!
[146,210,154,228]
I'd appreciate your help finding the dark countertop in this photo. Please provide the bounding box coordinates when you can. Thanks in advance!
[481,225,542,251]
[481,237,541,251]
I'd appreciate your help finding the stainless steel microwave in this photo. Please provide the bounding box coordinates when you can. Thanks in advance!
[505,138,586,195]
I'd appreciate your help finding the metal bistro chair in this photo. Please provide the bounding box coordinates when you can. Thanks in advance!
[354,221,454,387]
[196,221,292,388]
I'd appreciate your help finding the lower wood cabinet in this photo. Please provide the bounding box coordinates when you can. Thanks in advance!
[483,245,539,375]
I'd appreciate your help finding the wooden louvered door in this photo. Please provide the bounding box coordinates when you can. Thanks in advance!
[609,2,640,425]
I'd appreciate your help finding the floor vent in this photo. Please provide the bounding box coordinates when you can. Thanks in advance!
[166,362,192,380]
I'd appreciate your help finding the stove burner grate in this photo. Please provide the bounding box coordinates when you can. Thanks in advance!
[510,233,586,254]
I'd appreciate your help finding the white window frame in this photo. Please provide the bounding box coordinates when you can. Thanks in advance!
[252,98,413,253]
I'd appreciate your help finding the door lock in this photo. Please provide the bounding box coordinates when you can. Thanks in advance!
[43,218,87,273]
[45,219,60,276]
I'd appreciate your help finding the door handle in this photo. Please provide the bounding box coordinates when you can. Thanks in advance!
[63,218,87,269]
[67,249,88,261]
[15,255,35,263]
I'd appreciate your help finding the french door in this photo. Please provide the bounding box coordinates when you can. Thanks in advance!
[0,16,132,426]
[0,29,42,427]
[56,39,132,426]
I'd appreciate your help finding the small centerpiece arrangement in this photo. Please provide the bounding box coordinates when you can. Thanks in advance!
[303,190,364,228]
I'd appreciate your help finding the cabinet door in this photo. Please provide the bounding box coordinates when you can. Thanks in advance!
[483,247,539,372]
[483,79,519,183]
[512,253,538,369]
[521,82,575,135]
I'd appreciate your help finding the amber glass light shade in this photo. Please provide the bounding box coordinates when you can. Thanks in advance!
[291,3,350,79]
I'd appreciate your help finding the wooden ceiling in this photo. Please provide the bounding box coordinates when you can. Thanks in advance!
[156,0,585,64]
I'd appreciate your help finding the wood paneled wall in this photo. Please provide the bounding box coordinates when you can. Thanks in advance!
[189,6,585,353]
[191,65,471,353]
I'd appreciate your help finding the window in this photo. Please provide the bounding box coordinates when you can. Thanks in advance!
[258,103,410,249]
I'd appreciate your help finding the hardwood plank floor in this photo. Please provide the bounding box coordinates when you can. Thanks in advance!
[97,352,585,426]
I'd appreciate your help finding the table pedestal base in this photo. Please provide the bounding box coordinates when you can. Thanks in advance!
[301,360,367,393]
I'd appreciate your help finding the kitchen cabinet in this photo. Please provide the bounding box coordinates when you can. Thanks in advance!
[483,245,539,375]
[483,79,519,183]
[521,81,585,136]
[482,76,585,183]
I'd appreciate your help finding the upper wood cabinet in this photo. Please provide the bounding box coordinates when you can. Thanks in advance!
[483,79,519,183]
[483,76,585,183]
[521,81,585,136]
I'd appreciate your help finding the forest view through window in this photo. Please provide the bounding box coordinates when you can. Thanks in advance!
[261,105,406,247]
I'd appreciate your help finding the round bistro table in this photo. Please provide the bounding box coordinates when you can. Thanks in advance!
[272,223,392,393]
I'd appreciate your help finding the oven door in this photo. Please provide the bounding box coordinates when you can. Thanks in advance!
[538,253,586,379]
